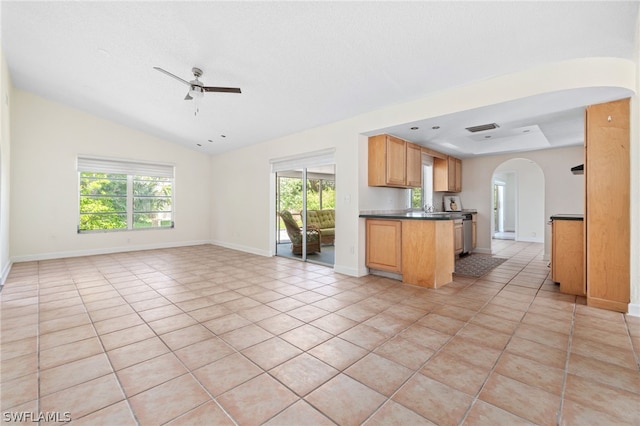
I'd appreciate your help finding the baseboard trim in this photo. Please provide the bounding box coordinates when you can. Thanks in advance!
[10,240,211,263]
[517,236,544,243]
[333,264,365,277]
[587,296,628,314]
[1,260,12,287]
[473,248,492,255]
[209,240,271,258]
[627,303,640,317]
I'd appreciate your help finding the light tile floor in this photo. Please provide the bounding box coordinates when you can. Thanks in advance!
[1,241,639,425]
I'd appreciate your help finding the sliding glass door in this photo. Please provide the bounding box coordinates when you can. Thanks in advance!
[275,165,335,266]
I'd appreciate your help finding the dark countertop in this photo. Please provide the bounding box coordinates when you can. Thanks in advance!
[550,214,584,221]
[359,211,464,220]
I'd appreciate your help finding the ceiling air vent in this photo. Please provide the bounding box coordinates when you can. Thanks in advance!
[465,123,500,133]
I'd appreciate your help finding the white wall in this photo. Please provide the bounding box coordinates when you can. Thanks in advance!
[0,51,12,283]
[494,171,517,232]
[462,146,583,258]
[10,90,212,261]
[494,159,545,242]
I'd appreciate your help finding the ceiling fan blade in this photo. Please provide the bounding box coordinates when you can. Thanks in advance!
[202,86,242,94]
[154,67,190,86]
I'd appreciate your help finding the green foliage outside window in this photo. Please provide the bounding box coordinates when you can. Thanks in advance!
[79,173,128,230]
[79,172,172,231]
[278,176,335,226]
[411,187,422,209]
[133,176,173,228]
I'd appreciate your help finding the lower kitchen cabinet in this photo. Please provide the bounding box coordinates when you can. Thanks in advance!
[454,219,463,256]
[365,219,402,273]
[365,218,454,288]
[551,217,585,296]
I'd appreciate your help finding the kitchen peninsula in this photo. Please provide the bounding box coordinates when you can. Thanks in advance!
[360,211,461,288]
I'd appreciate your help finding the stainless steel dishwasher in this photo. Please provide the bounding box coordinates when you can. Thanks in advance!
[462,213,473,254]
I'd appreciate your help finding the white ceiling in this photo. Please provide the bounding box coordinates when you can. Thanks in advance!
[1,1,638,156]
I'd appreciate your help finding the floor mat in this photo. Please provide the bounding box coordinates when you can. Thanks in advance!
[455,253,507,277]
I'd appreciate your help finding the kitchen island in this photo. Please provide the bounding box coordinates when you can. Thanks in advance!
[360,211,462,288]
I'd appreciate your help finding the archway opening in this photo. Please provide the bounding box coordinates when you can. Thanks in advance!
[491,158,545,253]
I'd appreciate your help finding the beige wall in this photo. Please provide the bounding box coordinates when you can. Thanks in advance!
[9,90,212,261]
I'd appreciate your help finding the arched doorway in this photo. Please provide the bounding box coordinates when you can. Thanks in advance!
[491,158,545,252]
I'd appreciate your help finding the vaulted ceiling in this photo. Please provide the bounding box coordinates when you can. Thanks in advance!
[1,2,638,156]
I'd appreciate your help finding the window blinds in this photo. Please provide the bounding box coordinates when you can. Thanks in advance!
[77,156,174,178]
[269,148,336,173]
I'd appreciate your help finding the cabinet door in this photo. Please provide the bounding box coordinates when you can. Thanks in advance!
[447,157,456,192]
[433,157,448,191]
[552,220,585,296]
[585,98,630,311]
[454,220,463,255]
[454,158,462,192]
[433,156,461,192]
[386,136,406,186]
[406,143,422,187]
[366,219,402,273]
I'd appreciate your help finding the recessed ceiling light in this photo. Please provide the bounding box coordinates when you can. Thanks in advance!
[484,135,492,139]
[410,127,419,130]
[221,134,227,138]
[432,126,440,130]
[208,139,213,143]
[523,129,530,133]
[197,143,202,147]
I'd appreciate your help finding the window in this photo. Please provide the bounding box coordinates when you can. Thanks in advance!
[78,157,174,232]
[410,155,434,210]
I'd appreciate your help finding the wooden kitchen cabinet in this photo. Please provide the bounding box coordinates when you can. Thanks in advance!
[402,219,454,288]
[454,219,463,256]
[368,135,422,188]
[585,98,630,312]
[365,219,402,273]
[551,217,585,296]
[434,156,462,192]
[406,142,422,187]
[365,218,454,288]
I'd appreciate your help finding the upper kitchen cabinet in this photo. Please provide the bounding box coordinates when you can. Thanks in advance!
[368,134,422,188]
[405,142,422,187]
[585,98,630,312]
[434,156,462,192]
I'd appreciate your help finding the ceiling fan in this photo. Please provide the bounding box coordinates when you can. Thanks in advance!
[153,66,242,101]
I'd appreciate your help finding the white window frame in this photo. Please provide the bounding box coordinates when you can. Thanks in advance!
[77,156,175,233]
[409,154,434,210]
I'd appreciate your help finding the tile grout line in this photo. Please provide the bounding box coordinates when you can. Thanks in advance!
[623,315,640,371]
[456,250,546,425]
[364,246,544,425]
[556,301,577,426]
